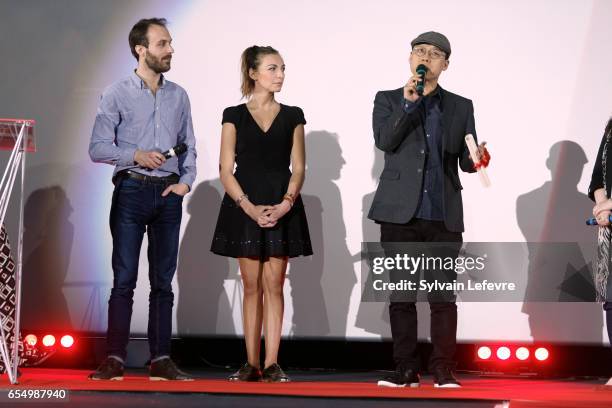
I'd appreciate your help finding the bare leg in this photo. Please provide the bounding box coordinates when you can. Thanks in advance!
[262,256,288,368]
[238,257,264,368]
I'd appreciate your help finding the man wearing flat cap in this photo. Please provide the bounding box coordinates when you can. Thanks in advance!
[369,31,487,388]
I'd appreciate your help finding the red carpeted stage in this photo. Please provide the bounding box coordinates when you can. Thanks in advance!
[1,368,611,408]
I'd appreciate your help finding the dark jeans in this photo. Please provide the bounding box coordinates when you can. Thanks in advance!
[107,176,183,360]
[380,218,462,371]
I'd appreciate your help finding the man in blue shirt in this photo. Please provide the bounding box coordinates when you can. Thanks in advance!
[369,31,486,388]
[89,18,196,381]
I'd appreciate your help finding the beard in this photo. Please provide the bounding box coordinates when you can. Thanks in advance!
[145,51,171,74]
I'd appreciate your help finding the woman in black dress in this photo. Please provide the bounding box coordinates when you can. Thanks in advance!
[589,118,612,386]
[211,46,312,382]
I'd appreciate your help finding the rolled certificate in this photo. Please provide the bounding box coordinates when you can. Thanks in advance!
[465,133,491,187]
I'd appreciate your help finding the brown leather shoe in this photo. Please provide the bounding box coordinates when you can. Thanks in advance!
[149,358,194,381]
[89,357,124,381]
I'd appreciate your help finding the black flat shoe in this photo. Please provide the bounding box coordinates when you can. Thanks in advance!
[433,366,461,388]
[262,363,290,383]
[377,366,420,388]
[228,362,262,382]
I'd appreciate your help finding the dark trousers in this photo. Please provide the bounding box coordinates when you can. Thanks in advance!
[380,218,462,371]
[605,303,612,349]
[107,176,183,360]
[605,271,612,350]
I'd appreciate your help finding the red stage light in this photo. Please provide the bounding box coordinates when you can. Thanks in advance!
[496,346,511,360]
[535,347,549,361]
[516,347,530,361]
[42,334,56,347]
[24,334,37,346]
[477,346,492,360]
[60,335,74,348]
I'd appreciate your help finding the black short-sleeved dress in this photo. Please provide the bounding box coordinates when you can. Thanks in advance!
[210,103,313,260]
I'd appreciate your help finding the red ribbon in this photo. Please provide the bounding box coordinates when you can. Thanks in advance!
[473,148,491,170]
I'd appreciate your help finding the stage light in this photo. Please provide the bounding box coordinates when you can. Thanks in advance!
[535,347,549,361]
[516,347,530,361]
[24,334,37,346]
[497,346,511,360]
[477,346,492,360]
[42,334,56,347]
[475,344,554,377]
[60,335,74,348]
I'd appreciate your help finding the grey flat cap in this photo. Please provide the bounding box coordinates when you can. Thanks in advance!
[411,31,451,57]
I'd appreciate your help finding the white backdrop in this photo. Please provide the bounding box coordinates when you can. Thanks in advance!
[2,0,612,344]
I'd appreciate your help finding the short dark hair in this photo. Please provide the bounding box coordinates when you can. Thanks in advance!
[128,18,168,61]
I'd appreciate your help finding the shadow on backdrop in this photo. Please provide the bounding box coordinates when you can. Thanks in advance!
[289,131,353,338]
[354,147,390,338]
[516,140,602,344]
[21,186,74,332]
[1,0,168,336]
[177,179,235,337]
[353,147,431,340]
[287,193,327,336]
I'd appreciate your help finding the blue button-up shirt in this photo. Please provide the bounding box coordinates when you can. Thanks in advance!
[403,87,444,221]
[89,71,197,188]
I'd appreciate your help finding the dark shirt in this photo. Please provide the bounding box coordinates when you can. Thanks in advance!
[403,87,444,221]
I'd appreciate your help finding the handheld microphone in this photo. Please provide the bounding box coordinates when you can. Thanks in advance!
[416,64,428,96]
[586,215,612,225]
[162,143,187,159]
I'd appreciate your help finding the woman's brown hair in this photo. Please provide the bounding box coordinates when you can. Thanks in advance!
[240,45,279,98]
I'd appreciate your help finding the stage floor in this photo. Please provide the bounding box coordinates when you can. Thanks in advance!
[0,368,611,408]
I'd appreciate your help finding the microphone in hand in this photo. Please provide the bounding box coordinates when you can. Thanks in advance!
[416,64,428,96]
[586,215,612,225]
[162,143,187,159]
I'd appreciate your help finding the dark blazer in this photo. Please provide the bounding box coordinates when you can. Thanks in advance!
[588,119,612,202]
[367,86,477,232]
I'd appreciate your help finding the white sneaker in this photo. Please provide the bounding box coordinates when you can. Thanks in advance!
[605,377,612,386]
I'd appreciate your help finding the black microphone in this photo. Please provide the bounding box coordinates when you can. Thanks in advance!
[416,64,428,96]
[586,215,612,225]
[162,143,187,159]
